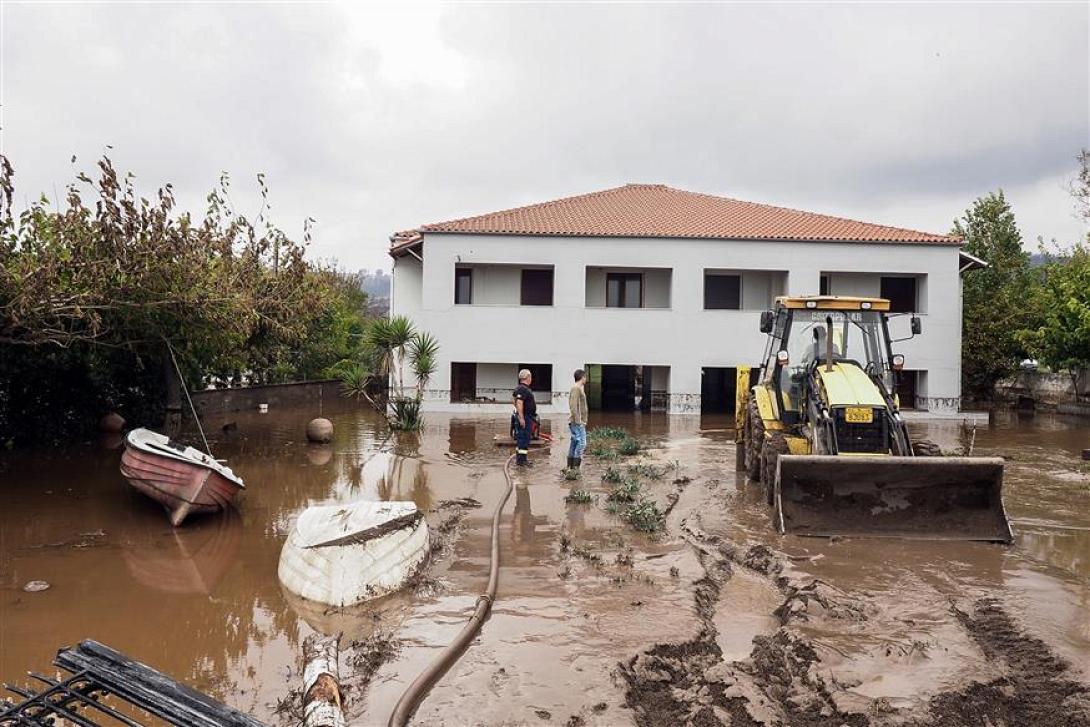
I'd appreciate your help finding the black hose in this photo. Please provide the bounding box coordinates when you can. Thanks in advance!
[387,453,517,726]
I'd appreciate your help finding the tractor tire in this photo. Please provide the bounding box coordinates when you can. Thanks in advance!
[912,439,943,457]
[762,432,790,507]
[746,396,765,482]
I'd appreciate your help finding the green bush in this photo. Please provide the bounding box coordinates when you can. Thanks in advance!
[618,437,641,456]
[589,426,627,440]
[389,397,423,431]
[564,489,594,504]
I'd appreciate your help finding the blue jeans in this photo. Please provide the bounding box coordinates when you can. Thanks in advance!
[568,423,587,459]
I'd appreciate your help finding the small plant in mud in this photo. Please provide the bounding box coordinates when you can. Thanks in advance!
[670,459,691,484]
[621,498,665,533]
[607,478,642,503]
[588,443,619,460]
[602,466,626,483]
[618,437,641,456]
[589,426,627,440]
[628,462,666,480]
[615,549,634,566]
[564,489,594,504]
[571,544,602,563]
[558,533,572,552]
[563,467,582,481]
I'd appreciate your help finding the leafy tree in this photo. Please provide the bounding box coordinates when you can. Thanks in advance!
[1019,245,1090,401]
[952,191,1038,401]
[0,155,368,445]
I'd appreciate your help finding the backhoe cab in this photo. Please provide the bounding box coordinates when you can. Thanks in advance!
[738,296,1011,542]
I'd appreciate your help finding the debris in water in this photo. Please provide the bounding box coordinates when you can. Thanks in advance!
[23,580,50,592]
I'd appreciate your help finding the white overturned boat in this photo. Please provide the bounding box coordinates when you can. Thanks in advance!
[278,501,429,607]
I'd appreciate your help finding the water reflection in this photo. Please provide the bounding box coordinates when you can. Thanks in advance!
[280,584,413,642]
[122,508,243,595]
[2,404,1088,722]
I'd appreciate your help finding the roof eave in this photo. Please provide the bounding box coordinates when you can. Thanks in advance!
[413,229,963,246]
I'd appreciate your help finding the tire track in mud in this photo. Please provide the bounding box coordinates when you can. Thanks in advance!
[619,513,868,726]
[913,598,1090,727]
[619,475,1090,727]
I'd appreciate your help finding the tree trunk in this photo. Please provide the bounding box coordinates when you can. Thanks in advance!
[302,634,345,727]
[163,354,183,437]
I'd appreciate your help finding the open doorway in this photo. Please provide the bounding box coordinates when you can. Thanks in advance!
[701,367,737,414]
[896,370,918,410]
[587,365,668,411]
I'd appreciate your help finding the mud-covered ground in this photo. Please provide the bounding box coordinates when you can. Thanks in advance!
[1,406,1087,726]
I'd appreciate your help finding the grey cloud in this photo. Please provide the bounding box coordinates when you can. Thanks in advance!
[3,2,1087,268]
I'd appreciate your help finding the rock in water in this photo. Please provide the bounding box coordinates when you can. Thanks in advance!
[278,501,429,607]
[307,418,334,443]
[99,412,126,433]
[23,580,50,592]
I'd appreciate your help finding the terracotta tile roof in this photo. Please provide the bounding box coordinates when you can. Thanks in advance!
[393,184,959,249]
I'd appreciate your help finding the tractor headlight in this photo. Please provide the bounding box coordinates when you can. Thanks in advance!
[891,354,905,371]
[861,301,872,310]
[805,301,817,309]
[776,350,790,365]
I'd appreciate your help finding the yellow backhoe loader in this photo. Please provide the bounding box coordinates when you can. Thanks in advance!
[736,296,1012,542]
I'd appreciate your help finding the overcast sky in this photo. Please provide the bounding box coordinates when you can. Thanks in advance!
[2,2,1087,270]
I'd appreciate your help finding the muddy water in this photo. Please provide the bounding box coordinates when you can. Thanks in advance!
[1,405,1087,725]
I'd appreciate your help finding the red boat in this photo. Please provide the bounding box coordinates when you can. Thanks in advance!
[121,428,245,526]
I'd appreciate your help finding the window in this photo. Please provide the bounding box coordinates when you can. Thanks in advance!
[607,273,642,308]
[704,273,741,310]
[455,268,472,305]
[516,364,552,393]
[820,275,830,296]
[880,276,916,313]
[520,269,554,306]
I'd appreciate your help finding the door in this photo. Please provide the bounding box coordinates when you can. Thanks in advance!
[450,363,477,403]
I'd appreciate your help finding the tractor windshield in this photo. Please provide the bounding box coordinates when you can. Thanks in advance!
[785,309,890,375]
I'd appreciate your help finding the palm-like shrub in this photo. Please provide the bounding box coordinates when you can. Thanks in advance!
[338,315,438,431]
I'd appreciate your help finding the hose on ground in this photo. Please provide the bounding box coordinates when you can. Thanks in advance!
[387,453,517,727]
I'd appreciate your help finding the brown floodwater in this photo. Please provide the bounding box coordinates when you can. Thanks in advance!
[1,404,1087,725]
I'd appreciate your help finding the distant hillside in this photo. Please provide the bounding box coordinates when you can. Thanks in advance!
[357,268,391,297]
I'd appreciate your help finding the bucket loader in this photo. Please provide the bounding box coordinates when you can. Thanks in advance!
[736,296,1012,542]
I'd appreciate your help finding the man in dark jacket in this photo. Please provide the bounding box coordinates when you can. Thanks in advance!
[513,368,536,467]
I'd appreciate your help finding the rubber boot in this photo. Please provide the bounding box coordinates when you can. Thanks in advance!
[517,453,528,467]
[574,457,582,469]
[566,456,575,469]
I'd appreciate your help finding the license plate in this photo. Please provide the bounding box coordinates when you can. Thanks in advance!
[844,407,873,424]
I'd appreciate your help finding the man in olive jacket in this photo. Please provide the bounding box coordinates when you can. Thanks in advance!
[567,369,589,470]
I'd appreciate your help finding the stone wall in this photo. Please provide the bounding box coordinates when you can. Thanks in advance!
[994,369,1090,415]
[191,380,344,417]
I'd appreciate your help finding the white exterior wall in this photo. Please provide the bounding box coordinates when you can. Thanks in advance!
[463,264,523,306]
[475,363,518,400]
[392,234,964,414]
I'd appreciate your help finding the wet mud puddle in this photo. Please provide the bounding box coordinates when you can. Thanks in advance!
[1,408,1088,726]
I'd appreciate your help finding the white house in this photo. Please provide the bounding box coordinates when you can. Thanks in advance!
[389,184,981,416]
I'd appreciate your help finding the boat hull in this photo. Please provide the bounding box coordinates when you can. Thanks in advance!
[278,501,430,607]
[121,445,243,526]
